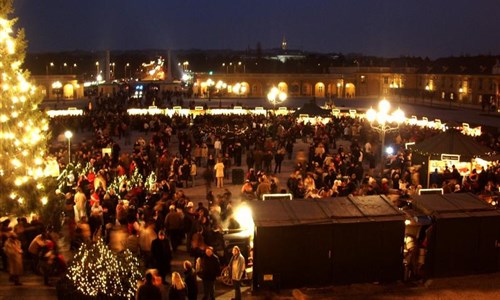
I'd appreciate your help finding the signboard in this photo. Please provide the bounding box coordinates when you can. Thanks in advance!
[440,154,460,161]
[405,142,415,149]
[262,193,293,201]
[278,107,287,111]
[148,106,158,110]
[102,147,112,157]
[173,106,182,110]
[233,106,242,110]
[194,106,204,111]
[263,274,274,281]
[418,188,444,195]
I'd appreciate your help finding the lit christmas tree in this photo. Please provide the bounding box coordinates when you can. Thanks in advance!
[0,0,51,215]
[66,239,142,299]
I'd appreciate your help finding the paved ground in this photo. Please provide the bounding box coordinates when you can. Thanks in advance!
[0,97,495,299]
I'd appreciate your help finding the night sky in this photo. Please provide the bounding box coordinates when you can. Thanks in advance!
[13,0,500,58]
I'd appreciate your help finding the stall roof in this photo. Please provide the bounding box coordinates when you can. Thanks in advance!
[410,130,493,159]
[250,196,405,227]
[410,193,500,219]
[292,100,332,117]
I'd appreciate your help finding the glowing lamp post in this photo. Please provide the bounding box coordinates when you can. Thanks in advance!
[267,86,287,112]
[206,79,215,103]
[64,130,73,164]
[366,99,405,168]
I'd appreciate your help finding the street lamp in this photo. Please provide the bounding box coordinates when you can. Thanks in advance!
[124,63,130,78]
[110,62,116,79]
[95,61,100,76]
[238,61,245,73]
[365,99,405,169]
[46,62,54,75]
[64,130,73,164]
[267,86,287,111]
[206,78,215,102]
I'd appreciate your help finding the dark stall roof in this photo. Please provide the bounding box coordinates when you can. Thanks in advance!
[250,195,405,228]
[411,130,493,159]
[293,100,332,117]
[410,193,500,219]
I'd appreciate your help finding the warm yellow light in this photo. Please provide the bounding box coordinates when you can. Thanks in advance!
[0,115,7,122]
[11,158,21,168]
[6,39,14,54]
[278,91,287,102]
[392,108,405,124]
[41,197,48,205]
[52,81,62,89]
[366,107,376,122]
[378,99,390,114]
[65,130,73,139]
[233,203,254,234]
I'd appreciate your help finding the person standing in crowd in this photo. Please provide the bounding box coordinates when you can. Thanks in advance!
[214,158,225,188]
[4,233,23,285]
[228,246,246,300]
[73,187,87,223]
[196,246,220,300]
[168,271,188,300]
[164,205,184,252]
[136,272,162,300]
[183,260,198,300]
[151,230,173,283]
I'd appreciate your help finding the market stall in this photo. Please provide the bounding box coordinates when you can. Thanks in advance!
[405,193,500,278]
[249,195,406,289]
[409,129,494,187]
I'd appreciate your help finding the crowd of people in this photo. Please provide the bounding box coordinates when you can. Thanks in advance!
[2,94,499,298]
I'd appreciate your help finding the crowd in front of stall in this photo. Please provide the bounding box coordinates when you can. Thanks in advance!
[2,95,499,297]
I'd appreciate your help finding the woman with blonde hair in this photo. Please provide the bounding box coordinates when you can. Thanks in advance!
[168,271,187,300]
[183,260,198,300]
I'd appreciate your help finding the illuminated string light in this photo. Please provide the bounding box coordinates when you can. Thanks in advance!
[66,239,142,298]
[0,4,50,212]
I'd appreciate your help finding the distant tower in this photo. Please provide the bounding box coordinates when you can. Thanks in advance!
[281,35,287,50]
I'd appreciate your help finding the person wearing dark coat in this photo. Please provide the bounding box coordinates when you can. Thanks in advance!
[183,260,198,300]
[136,272,162,300]
[196,246,220,300]
[151,230,173,283]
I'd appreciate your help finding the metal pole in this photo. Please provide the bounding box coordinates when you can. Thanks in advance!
[68,138,71,164]
[380,128,385,170]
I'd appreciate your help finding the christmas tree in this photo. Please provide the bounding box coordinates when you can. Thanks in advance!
[0,0,51,215]
[66,239,142,299]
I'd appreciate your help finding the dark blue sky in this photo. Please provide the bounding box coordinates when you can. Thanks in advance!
[13,0,500,58]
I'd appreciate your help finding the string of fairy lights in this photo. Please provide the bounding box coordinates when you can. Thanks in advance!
[66,239,142,298]
[0,10,51,212]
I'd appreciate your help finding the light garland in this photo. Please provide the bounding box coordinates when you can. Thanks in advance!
[66,239,142,298]
[0,2,50,214]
